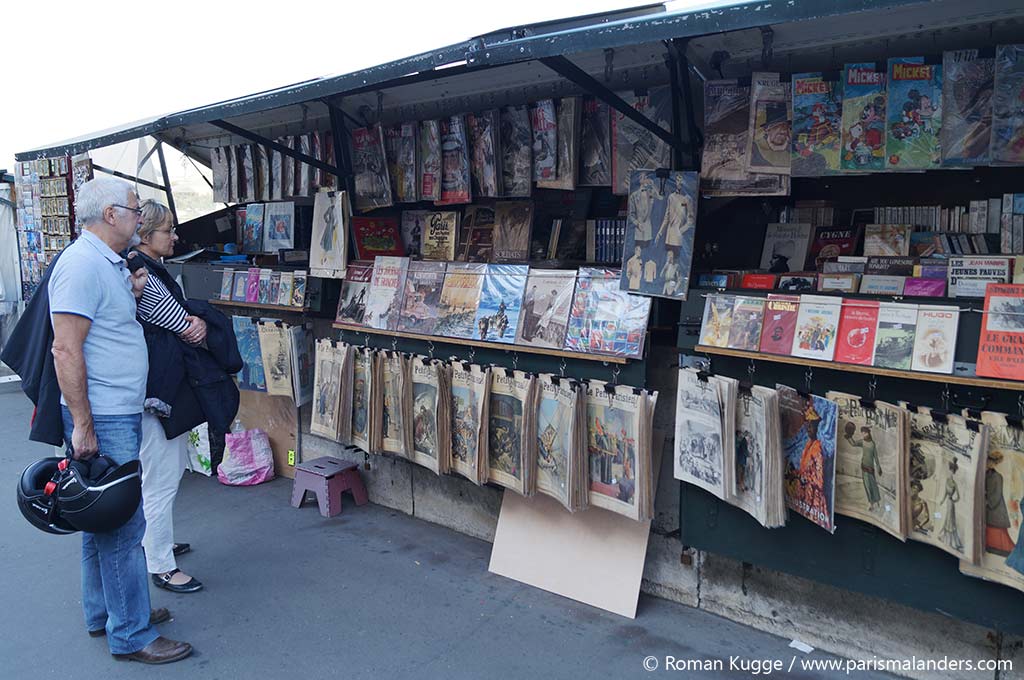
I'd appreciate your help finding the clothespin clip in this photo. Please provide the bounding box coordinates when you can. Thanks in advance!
[512,352,519,373]
[468,347,476,364]
[611,365,621,385]
[930,410,948,424]
[941,384,951,413]
[804,367,813,395]
[391,336,398,353]
[427,339,435,360]
[559,358,567,378]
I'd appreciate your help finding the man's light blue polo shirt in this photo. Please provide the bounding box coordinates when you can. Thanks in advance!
[48,229,148,415]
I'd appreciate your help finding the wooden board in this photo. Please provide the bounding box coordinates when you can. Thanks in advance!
[210,299,308,313]
[237,389,299,479]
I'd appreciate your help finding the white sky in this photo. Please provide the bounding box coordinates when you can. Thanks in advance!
[0,0,710,173]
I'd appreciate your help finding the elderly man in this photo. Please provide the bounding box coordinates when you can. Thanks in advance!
[49,177,192,664]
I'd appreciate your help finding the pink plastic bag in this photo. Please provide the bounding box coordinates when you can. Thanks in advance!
[218,429,276,486]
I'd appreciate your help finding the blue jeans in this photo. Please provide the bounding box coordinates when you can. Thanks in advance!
[61,407,159,654]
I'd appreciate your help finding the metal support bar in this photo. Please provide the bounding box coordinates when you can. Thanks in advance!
[210,120,341,177]
[665,47,685,171]
[324,100,356,197]
[92,164,168,192]
[539,55,678,151]
[670,39,704,171]
[155,142,179,226]
[137,142,160,173]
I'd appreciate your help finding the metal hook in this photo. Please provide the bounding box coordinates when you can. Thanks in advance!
[747,359,756,383]
[867,377,877,402]
[804,367,813,394]
[941,384,951,412]
[559,358,567,378]
[364,333,370,347]
[427,339,435,360]
[391,336,398,353]
[468,347,476,364]
[512,352,519,372]
[612,365,621,385]
[1018,394,1023,418]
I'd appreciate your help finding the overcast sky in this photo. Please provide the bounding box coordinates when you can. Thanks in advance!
[0,0,711,172]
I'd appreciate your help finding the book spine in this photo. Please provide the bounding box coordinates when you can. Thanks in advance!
[1014,215,1024,254]
[586,220,596,262]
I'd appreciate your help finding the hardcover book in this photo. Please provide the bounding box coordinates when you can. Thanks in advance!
[806,225,863,271]
[872,302,918,369]
[699,294,735,348]
[911,305,960,374]
[459,205,495,262]
[885,57,942,170]
[741,273,778,289]
[492,201,534,262]
[791,72,842,176]
[419,211,459,261]
[791,294,842,361]
[864,224,912,257]
[860,275,906,295]
[948,256,1012,298]
[760,223,812,273]
[976,283,1024,381]
[840,63,887,171]
[834,300,880,365]
[903,277,946,297]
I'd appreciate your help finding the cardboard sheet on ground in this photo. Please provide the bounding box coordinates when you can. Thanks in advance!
[238,389,299,479]
[488,433,664,618]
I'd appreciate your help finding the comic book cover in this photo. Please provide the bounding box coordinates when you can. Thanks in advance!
[310,190,348,279]
[385,122,417,203]
[467,110,501,198]
[492,200,534,262]
[419,211,459,261]
[291,271,307,308]
[610,87,672,195]
[435,263,487,339]
[500,105,533,197]
[840,63,887,171]
[363,256,409,331]
[726,297,766,351]
[620,170,698,300]
[674,368,726,498]
[473,264,528,344]
[458,205,495,262]
[418,119,442,201]
[219,270,233,300]
[268,272,281,307]
[833,300,880,365]
[231,316,266,392]
[450,362,490,485]
[396,261,447,335]
[263,201,295,252]
[350,348,374,452]
[792,73,842,176]
[351,216,404,260]
[352,125,392,212]
[530,99,558,182]
[885,57,942,170]
[759,294,800,355]
[564,267,652,358]
[278,272,294,307]
[698,294,735,348]
[488,369,536,495]
[828,392,908,540]
[700,80,789,196]
[941,50,994,167]
[746,77,792,175]
[335,260,374,326]
[777,385,838,533]
[538,97,579,191]
[579,96,611,186]
[791,294,842,361]
[245,267,260,303]
[257,268,271,304]
[911,305,959,374]
[242,203,264,253]
[515,268,576,349]
[436,115,472,205]
[991,45,1024,165]
[231,270,248,302]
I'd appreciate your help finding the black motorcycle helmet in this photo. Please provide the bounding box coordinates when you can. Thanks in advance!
[17,453,142,535]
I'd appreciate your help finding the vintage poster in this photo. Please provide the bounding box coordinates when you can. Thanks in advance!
[257,322,293,398]
[492,200,534,262]
[840,63,887,172]
[579,96,611,186]
[263,200,295,252]
[535,375,583,510]
[242,203,264,253]
[419,211,459,261]
[350,349,374,452]
[310,190,349,279]
[310,339,343,440]
[910,305,959,374]
[288,325,314,407]
[746,78,792,175]
[437,115,472,205]
[473,264,528,344]
[906,408,986,564]
[791,294,842,361]
[435,263,487,339]
[791,73,842,176]
[674,368,725,499]
[488,369,536,495]
[777,385,838,533]
[610,87,672,195]
[395,261,447,335]
[941,49,994,167]
[564,267,652,359]
[537,97,579,191]
[380,353,411,457]
[827,393,908,540]
[991,45,1024,165]
[450,362,490,485]
[885,57,942,170]
[960,413,1024,593]
[352,125,393,212]
[515,268,576,349]
[585,379,652,521]
[620,170,698,300]
[418,119,442,201]
[231,316,266,392]
[977,283,1024,381]
[467,110,501,198]
[363,256,409,331]
[530,99,558,182]
[500,105,533,197]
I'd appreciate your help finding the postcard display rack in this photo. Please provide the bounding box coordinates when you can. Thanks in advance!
[676,52,1024,632]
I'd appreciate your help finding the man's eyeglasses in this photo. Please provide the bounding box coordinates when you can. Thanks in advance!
[111,204,143,216]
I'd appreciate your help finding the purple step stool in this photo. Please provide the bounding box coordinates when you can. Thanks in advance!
[290,456,368,517]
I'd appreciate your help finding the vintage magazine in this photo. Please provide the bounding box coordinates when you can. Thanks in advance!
[791,294,842,361]
[297,134,313,196]
[379,352,412,457]
[941,49,994,167]
[777,385,838,533]
[418,119,442,201]
[530,99,558,182]
[473,264,529,344]
[960,413,1024,593]
[231,316,266,392]
[257,269,271,304]
[492,200,534,262]
[242,203,264,254]
[363,256,410,331]
[419,211,459,261]
[270,146,283,200]
[277,272,294,307]
[536,374,587,511]
[699,294,735,348]
[219,270,233,301]
[759,294,800,355]
[515,268,576,349]
[674,368,726,499]
[450,362,491,485]
[255,144,270,201]
[399,210,426,259]
[467,110,501,198]
[264,200,295,252]
[620,170,698,300]
[310,339,352,443]
[991,45,1024,165]
[288,325,314,407]
[257,322,293,398]
[437,115,472,205]
[910,305,959,374]
[435,263,487,339]
[410,357,449,475]
[352,125,393,212]
[281,137,296,199]
[840,63,887,172]
[458,205,495,262]
[610,87,673,195]
[350,348,375,453]
[500,105,533,197]
[537,97,579,191]
[291,271,307,308]
[336,260,374,326]
[977,283,1024,381]
[827,392,909,540]
[396,261,447,335]
[386,122,418,203]
[905,407,987,564]
[791,73,842,177]
[241,145,256,201]
[579,96,611,186]
[488,369,538,496]
[885,57,942,171]
[745,78,792,175]
[564,267,652,359]
[310,190,349,279]
[211,147,229,202]
[726,297,766,352]
[730,385,785,528]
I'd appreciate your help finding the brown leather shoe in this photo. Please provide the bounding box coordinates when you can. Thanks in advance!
[88,608,172,637]
[112,636,192,664]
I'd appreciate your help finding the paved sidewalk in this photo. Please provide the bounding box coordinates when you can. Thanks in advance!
[0,384,892,679]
